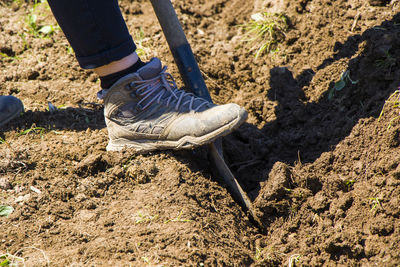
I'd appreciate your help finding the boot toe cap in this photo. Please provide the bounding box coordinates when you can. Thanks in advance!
[0,96,24,126]
[165,103,247,140]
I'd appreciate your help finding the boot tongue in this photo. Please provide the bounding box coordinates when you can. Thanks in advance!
[137,58,162,80]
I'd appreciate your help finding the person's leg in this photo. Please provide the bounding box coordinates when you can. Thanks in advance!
[47,0,247,152]
[47,0,135,70]
[47,0,145,88]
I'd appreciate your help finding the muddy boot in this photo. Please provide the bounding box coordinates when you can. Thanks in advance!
[0,95,24,129]
[102,58,247,152]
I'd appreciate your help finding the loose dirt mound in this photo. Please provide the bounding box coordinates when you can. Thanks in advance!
[1,0,399,266]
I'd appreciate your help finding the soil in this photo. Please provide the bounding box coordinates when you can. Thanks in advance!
[1,0,400,266]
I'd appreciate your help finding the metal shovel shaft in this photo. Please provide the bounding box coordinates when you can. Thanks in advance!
[149,0,263,228]
[149,0,212,102]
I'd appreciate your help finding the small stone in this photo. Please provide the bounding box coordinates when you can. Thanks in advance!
[30,186,42,194]
[14,185,25,193]
[15,194,31,203]
[0,177,12,190]
[77,210,97,222]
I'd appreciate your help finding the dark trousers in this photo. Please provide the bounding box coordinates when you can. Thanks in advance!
[47,0,137,69]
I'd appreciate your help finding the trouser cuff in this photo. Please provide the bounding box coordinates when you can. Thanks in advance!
[76,36,137,69]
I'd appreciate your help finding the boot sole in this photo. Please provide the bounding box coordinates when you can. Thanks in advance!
[106,111,247,152]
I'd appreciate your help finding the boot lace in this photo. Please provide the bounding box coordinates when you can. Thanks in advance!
[129,66,209,112]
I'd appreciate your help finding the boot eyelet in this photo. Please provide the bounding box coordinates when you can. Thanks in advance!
[136,103,144,111]
[125,82,136,91]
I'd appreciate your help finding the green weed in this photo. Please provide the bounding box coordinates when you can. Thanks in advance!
[122,155,137,171]
[0,53,19,62]
[66,45,74,54]
[284,187,293,193]
[134,28,152,61]
[18,33,30,51]
[17,126,60,138]
[240,12,289,58]
[0,247,49,267]
[17,126,47,138]
[0,137,6,145]
[45,102,66,112]
[369,197,382,212]
[135,211,158,224]
[375,51,396,71]
[0,253,24,267]
[344,179,355,191]
[0,205,14,217]
[254,247,264,262]
[328,70,359,100]
[288,254,301,267]
[378,89,400,129]
[13,0,23,6]
[164,209,193,224]
[25,0,58,38]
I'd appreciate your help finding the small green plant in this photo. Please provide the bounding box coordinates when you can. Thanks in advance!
[135,211,158,224]
[66,45,74,54]
[288,254,301,267]
[164,209,193,224]
[0,253,24,267]
[17,126,47,137]
[0,137,6,144]
[254,247,264,262]
[0,255,9,267]
[25,0,58,38]
[0,53,19,62]
[27,13,55,37]
[284,187,293,193]
[344,179,355,191]
[122,155,137,171]
[375,51,396,71]
[241,12,289,58]
[18,33,30,51]
[0,205,14,217]
[289,205,299,219]
[1,247,49,267]
[369,197,382,212]
[328,70,359,100]
[45,102,66,112]
[134,28,152,61]
[378,89,400,129]
[13,0,23,5]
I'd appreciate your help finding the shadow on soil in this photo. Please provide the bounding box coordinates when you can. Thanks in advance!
[224,13,400,201]
[0,103,105,134]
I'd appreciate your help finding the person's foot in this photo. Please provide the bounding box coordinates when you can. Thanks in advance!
[0,95,24,129]
[102,58,247,152]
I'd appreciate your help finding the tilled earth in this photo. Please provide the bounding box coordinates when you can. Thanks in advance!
[1,0,400,266]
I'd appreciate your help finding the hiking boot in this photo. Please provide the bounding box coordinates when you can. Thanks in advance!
[102,58,247,152]
[0,95,24,129]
